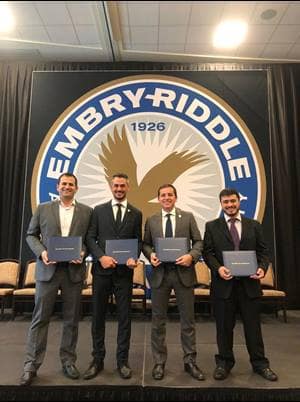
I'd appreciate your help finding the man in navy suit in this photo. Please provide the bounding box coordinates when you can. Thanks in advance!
[83,173,142,380]
[20,173,92,386]
[143,184,205,381]
[203,188,278,381]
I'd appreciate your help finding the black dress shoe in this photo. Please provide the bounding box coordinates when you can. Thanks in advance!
[19,371,36,386]
[254,367,278,381]
[213,366,229,380]
[118,363,132,379]
[83,360,104,380]
[152,364,165,380]
[62,363,80,379]
[184,362,205,381]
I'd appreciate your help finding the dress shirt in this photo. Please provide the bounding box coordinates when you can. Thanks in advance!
[162,208,176,237]
[112,199,127,222]
[59,199,75,236]
[225,212,242,239]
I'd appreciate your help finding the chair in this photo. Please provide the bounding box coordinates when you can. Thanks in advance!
[260,263,287,322]
[12,260,36,319]
[0,259,21,319]
[194,261,211,315]
[132,261,146,316]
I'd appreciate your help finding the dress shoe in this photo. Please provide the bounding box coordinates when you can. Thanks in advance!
[83,360,104,380]
[19,371,36,386]
[118,363,132,379]
[184,362,205,381]
[213,366,229,380]
[62,362,80,379]
[254,367,278,381]
[152,364,165,380]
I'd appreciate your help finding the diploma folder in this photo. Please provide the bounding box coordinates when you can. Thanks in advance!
[222,250,258,276]
[47,236,82,262]
[105,239,138,264]
[155,237,188,262]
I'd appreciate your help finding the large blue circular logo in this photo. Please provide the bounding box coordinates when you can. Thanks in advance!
[32,75,266,233]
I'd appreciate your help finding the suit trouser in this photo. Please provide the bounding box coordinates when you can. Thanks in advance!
[23,267,82,372]
[214,280,269,370]
[91,272,132,365]
[151,268,197,365]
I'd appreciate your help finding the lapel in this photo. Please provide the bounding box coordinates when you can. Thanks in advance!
[68,202,80,235]
[240,216,249,245]
[51,201,61,235]
[118,203,132,232]
[220,216,233,244]
[155,212,163,237]
[174,208,183,236]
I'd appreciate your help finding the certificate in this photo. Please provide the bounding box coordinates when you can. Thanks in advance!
[155,237,188,262]
[47,236,82,262]
[105,238,138,264]
[222,250,258,276]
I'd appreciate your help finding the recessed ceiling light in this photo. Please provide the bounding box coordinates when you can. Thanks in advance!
[213,20,248,49]
[0,2,15,33]
[261,9,277,20]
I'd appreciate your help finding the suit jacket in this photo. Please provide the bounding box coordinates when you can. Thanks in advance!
[203,216,269,299]
[86,201,142,276]
[143,208,202,288]
[26,200,92,283]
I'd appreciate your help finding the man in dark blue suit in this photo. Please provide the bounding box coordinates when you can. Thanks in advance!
[83,173,142,380]
[203,188,278,382]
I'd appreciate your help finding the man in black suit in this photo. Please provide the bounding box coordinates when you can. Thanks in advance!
[83,173,142,380]
[203,188,278,381]
[20,173,92,386]
[143,184,205,381]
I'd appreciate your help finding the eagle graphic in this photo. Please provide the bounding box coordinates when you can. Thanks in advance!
[99,125,209,221]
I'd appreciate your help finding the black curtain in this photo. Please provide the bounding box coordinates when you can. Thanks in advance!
[0,61,299,307]
[268,65,300,308]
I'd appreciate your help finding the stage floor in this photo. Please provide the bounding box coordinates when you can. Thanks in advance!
[0,311,300,400]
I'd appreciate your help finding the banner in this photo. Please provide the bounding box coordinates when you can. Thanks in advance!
[21,71,273,264]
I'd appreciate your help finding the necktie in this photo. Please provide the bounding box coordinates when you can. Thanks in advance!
[165,213,173,238]
[115,204,122,229]
[229,218,240,250]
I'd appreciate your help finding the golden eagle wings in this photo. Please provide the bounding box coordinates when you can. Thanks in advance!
[99,126,208,220]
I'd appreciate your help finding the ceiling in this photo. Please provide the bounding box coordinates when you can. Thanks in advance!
[1,1,300,63]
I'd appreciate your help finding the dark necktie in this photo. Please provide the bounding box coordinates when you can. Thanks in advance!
[165,213,173,238]
[229,218,240,250]
[115,204,122,229]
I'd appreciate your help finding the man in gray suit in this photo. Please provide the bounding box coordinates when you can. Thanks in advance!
[143,184,205,381]
[20,173,92,386]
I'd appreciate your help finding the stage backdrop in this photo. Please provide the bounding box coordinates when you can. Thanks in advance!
[21,71,274,267]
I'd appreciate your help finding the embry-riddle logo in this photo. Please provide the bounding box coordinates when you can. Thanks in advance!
[32,75,266,233]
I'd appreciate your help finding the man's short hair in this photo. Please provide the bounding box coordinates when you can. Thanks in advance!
[111,173,129,184]
[219,188,240,201]
[57,172,78,187]
[157,184,177,198]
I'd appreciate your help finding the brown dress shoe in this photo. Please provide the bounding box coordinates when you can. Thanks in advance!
[117,364,132,379]
[213,366,229,380]
[254,367,278,381]
[184,362,205,380]
[19,371,36,386]
[83,360,104,380]
[152,364,165,380]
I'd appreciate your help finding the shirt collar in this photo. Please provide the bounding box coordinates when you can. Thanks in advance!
[162,208,176,218]
[59,198,76,208]
[112,199,127,208]
[225,212,241,223]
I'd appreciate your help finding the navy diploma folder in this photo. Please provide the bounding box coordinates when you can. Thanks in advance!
[47,236,82,262]
[155,237,188,262]
[222,250,258,276]
[105,238,138,264]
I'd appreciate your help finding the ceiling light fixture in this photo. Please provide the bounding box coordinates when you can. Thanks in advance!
[213,20,248,49]
[0,2,15,33]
